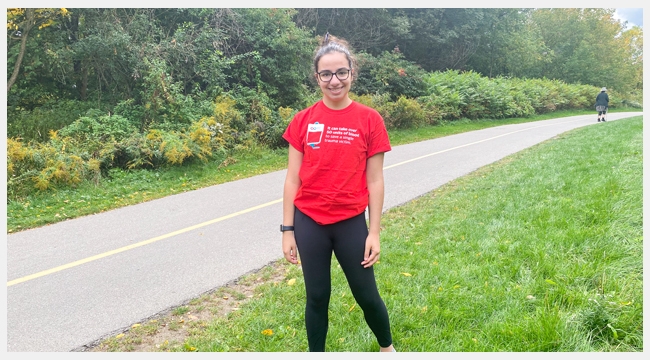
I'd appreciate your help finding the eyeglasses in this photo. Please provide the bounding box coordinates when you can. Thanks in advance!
[317,68,351,82]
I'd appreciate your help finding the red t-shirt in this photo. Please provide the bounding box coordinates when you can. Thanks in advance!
[283,100,392,225]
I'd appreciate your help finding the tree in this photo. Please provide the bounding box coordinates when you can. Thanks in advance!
[6,8,69,93]
[464,9,547,78]
[618,25,643,93]
[294,8,404,55]
[528,8,632,91]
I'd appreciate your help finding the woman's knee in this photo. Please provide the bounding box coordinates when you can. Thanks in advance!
[305,284,332,308]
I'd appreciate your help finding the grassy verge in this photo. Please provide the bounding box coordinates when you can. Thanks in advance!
[91,115,642,352]
[7,109,623,233]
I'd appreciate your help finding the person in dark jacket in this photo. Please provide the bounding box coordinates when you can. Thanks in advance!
[596,87,609,122]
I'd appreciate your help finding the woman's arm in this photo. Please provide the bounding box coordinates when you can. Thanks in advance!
[282,145,303,264]
[362,152,385,268]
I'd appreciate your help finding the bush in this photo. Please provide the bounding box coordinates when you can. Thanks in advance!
[59,113,138,142]
[7,135,102,199]
[6,100,103,142]
[380,96,428,129]
[257,106,297,149]
[355,50,428,100]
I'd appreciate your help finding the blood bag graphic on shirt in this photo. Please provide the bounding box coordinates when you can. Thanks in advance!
[306,122,324,149]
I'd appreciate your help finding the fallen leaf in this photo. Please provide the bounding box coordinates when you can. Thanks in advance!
[401,272,412,277]
[115,333,125,339]
[262,329,274,336]
[131,323,141,328]
[287,278,296,286]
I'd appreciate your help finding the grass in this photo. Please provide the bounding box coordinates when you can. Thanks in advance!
[88,113,642,352]
[6,108,625,233]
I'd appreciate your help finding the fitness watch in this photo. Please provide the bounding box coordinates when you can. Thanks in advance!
[280,225,295,232]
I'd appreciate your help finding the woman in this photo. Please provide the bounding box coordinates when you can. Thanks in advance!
[596,87,609,122]
[281,33,396,352]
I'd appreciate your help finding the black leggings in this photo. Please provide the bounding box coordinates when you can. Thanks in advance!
[294,207,393,352]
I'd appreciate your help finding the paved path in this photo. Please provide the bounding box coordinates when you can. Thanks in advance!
[5,112,642,352]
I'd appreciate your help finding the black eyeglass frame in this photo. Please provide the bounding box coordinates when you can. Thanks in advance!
[316,68,351,82]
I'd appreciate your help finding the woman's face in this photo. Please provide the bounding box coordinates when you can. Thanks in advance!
[316,52,353,110]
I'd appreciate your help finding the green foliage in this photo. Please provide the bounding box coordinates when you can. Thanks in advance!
[423,70,605,121]
[112,99,147,131]
[6,100,102,142]
[355,50,428,100]
[215,8,315,108]
[257,106,297,149]
[379,96,428,129]
[59,112,138,141]
[6,7,643,199]
[138,58,214,130]
[530,9,639,93]
[6,135,102,199]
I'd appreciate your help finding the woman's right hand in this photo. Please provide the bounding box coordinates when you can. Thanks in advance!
[282,232,298,264]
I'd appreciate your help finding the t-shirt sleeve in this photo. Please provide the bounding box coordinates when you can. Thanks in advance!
[367,111,392,158]
[282,115,304,153]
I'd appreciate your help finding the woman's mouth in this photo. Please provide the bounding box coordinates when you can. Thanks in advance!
[328,87,344,95]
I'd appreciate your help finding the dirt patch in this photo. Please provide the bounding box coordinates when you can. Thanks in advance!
[80,259,291,352]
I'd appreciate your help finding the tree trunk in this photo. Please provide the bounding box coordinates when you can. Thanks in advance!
[7,9,35,93]
[81,66,88,101]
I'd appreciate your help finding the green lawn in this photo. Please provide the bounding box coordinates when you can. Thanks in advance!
[92,114,642,352]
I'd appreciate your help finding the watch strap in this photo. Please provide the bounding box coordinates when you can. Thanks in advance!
[280,225,295,232]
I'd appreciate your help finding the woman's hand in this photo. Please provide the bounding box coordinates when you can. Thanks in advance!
[361,232,381,268]
[282,232,299,264]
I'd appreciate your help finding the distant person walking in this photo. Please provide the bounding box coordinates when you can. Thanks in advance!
[596,87,609,122]
[281,33,395,352]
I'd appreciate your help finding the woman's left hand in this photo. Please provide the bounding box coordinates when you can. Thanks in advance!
[361,233,381,268]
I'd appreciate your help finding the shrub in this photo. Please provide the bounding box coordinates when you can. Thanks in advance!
[6,135,103,198]
[258,106,297,149]
[355,50,428,100]
[59,113,137,142]
[6,100,102,142]
[380,96,427,129]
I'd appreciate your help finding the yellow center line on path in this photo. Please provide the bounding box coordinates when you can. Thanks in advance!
[8,117,585,287]
[7,199,283,287]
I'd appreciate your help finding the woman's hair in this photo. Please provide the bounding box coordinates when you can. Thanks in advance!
[313,33,357,78]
